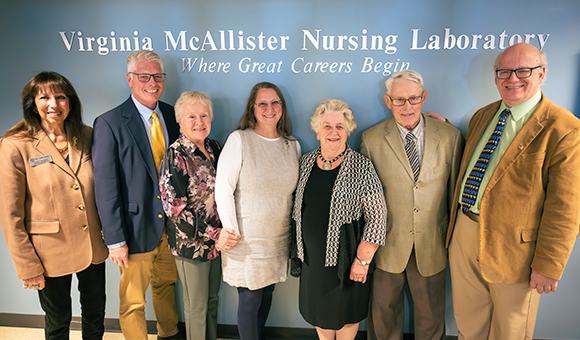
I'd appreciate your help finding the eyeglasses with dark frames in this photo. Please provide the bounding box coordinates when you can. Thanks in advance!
[495,66,542,79]
[129,72,166,83]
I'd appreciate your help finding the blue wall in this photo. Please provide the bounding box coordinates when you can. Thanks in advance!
[1,1,580,338]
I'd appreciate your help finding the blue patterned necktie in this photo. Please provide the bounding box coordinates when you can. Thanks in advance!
[405,132,420,181]
[461,109,511,213]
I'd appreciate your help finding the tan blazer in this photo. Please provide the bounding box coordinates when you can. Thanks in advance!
[362,116,463,276]
[0,126,108,280]
[446,94,580,283]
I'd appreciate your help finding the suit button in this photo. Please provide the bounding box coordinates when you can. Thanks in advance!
[78,204,85,211]
[414,185,419,190]
[158,214,163,219]
[72,184,79,190]
[413,208,419,213]
[81,225,88,230]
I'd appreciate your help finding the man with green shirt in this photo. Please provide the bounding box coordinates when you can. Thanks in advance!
[446,43,580,340]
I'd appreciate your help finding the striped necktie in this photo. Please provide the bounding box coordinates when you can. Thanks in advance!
[461,109,511,213]
[405,132,420,181]
[151,111,166,174]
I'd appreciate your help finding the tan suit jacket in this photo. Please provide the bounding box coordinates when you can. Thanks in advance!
[446,94,580,283]
[362,116,463,276]
[0,126,108,280]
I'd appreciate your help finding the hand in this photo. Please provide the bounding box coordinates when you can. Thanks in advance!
[109,244,130,268]
[22,274,45,290]
[530,269,558,294]
[423,111,446,122]
[216,228,240,252]
[349,258,370,284]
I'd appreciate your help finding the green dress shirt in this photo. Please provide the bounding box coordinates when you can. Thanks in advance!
[459,90,542,213]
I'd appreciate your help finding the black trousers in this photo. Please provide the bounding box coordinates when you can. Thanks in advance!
[38,262,106,340]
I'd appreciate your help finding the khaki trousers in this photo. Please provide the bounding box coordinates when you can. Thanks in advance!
[175,256,222,340]
[119,232,179,340]
[449,212,541,340]
[368,249,446,340]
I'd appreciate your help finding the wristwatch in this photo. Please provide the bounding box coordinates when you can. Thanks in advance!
[357,256,369,266]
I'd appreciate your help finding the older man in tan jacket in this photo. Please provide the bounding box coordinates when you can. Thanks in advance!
[362,70,463,340]
[447,43,580,340]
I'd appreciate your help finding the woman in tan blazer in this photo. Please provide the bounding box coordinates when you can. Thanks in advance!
[0,72,108,339]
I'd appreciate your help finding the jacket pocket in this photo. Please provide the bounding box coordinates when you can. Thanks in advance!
[521,228,538,243]
[432,162,450,174]
[127,201,139,214]
[28,220,60,234]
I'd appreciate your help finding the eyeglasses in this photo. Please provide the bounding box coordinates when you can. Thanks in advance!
[388,94,423,107]
[255,100,282,110]
[129,72,166,83]
[495,66,541,79]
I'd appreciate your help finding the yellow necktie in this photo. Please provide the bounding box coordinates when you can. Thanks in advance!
[151,111,166,174]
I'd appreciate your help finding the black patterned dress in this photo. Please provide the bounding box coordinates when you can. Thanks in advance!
[298,163,372,330]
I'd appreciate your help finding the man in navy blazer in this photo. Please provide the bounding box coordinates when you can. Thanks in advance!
[92,50,181,340]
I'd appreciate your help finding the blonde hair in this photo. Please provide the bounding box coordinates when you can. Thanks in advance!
[126,49,164,73]
[174,91,213,122]
[311,99,357,136]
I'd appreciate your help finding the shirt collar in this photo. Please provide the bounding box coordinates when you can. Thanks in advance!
[499,90,542,122]
[395,114,425,139]
[131,94,161,121]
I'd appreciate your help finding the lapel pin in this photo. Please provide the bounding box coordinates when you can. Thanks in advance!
[518,144,523,150]
[73,136,78,148]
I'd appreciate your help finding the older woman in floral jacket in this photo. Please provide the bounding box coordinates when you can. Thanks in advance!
[159,91,239,340]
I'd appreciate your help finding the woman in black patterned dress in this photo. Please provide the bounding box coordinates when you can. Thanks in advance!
[292,99,387,340]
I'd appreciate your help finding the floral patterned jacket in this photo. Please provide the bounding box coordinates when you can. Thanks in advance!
[159,134,222,261]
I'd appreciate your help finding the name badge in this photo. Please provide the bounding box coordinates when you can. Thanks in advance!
[29,155,53,167]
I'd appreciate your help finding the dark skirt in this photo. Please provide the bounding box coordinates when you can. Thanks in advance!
[298,164,371,330]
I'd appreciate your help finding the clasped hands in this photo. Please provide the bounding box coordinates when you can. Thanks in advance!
[215,228,240,252]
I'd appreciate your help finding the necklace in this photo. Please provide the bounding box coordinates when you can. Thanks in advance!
[57,144,68,153]
[318,145,348,170]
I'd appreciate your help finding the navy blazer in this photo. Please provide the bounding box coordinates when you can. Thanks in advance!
[92,97,179,254]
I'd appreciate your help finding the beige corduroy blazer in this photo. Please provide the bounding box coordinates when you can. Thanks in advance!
[362,116,463,276]
[446,94,580,283]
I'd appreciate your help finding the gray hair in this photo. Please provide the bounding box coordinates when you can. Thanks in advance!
[174,91,213,122]
[127,49,164,73]
[385,70,425,95]
[311,99,357,136]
